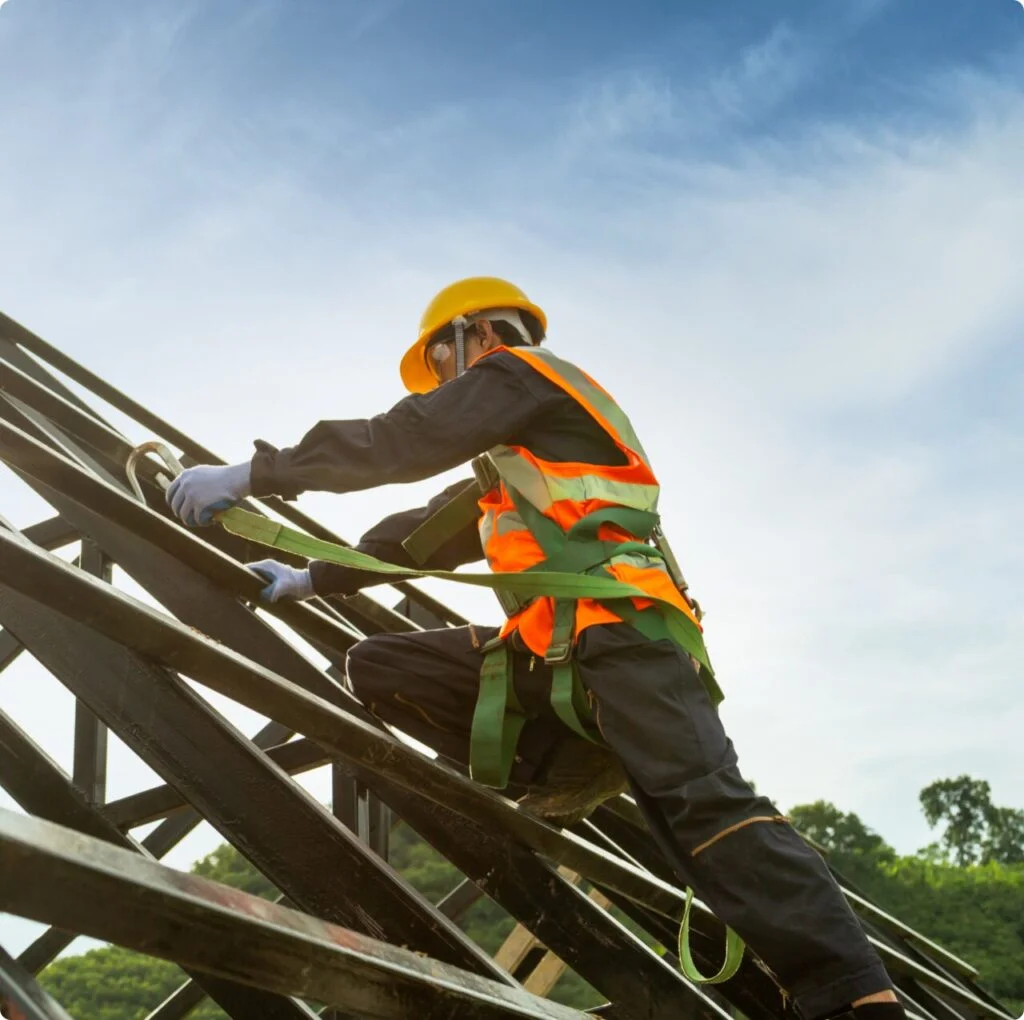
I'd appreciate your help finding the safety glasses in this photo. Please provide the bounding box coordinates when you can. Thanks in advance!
[426,338,455,380]
[425,322,478,379]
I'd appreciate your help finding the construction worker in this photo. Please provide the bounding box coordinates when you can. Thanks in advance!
[167,277,903,1020]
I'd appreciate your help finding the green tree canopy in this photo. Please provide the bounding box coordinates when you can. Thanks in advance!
[919,775,1024,867]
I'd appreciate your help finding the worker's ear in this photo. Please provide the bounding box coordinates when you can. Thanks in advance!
[476,319,500,350]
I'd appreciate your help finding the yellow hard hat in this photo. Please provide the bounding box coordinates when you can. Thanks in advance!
[400,276,547,393]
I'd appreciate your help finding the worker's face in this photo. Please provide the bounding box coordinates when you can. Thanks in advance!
[427,320,500,385]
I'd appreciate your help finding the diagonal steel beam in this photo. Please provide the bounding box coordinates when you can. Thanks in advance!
[0,402,363,674]
[0,629,21,674]
[6,708,299,970]
[348,774,716,1020]
[19,516,78,552]
[0,514,78,677]
[0,350,408,640]
[103,736,329,829]
[0,706,317,1018]
[0,517,689,917]
[0,808,583,1020]
[0,944,75,1020]
[0,337,460,630]
[0,542,514,985]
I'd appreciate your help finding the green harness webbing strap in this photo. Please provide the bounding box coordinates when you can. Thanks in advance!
[214,507,716,681]
[679,887,746,984]
[400,479,483,567]
[468,638,528,788]
[545,598,602,747]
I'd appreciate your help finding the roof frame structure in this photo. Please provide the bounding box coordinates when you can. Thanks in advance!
[0,311,1014,1020]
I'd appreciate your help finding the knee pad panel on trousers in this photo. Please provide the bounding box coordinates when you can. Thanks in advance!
[344,634,402,700]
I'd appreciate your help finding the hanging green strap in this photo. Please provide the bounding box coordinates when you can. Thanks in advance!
[678,887,746,985]
[549,663,601,744]
[545,597,601,746]
[468,639,528,789]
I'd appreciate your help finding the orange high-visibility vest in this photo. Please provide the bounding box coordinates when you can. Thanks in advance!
[473,345,701,658]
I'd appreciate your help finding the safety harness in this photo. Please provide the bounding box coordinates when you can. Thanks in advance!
[402,451,717,791]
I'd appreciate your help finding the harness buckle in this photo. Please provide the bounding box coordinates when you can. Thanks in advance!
[543,639,574,665]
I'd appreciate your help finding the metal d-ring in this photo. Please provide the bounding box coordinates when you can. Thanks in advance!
[124,441,185,502]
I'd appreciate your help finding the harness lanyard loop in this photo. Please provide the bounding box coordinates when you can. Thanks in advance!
[678,887,746,985]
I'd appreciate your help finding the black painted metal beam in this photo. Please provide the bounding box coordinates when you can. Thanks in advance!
[0,706,317,1018]
[0,629,22,674]
[0,404,364,668]
[72,539,109,806]
[0,944,75,1020]
[0,333,462,628]
[0,352,412,640]
[0,547,513,986]
[0,513,78,677]
[20,516,78,552]
[4,708,297,976]
[0,808,584,1020]
[104,736,328,829]
[0,520,689,917]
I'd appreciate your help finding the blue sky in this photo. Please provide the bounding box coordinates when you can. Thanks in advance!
[1,0,1023,959]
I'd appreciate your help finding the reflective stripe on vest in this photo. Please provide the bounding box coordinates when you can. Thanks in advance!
[473,345,700,655]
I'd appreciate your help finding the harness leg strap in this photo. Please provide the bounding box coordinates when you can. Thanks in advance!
[469,639,528,789]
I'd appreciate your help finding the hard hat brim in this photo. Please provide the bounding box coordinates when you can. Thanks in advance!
[400,298,547,393]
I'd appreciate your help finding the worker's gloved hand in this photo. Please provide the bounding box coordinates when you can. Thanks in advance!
[166,462,252,527]
[249,559,315,603]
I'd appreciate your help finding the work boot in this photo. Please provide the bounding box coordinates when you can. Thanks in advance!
[517,739,629,827]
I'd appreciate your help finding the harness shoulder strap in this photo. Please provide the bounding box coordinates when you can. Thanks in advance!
[401,479,482,566]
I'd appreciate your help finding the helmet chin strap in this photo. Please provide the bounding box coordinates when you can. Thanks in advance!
[452,315,468,376]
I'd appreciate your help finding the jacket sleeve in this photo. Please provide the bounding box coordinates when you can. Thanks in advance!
[308,479,484,597]
[249,353,544,501]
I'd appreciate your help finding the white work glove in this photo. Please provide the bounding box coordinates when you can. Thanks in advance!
[249,559,315,603]
[166,461,252,526]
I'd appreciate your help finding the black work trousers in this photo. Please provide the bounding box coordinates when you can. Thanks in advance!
[346,622,892,1018]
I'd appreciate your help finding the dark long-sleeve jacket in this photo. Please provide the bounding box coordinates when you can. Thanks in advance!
[248,349,626,596]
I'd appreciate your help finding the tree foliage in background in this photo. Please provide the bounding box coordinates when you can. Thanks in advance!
[36,776,1024,1017]
[790,786,1024,1012]
[919,775,1024,867]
